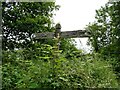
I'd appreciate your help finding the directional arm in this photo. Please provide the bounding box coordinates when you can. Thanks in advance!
[33,30,90,39]
[61,30,90,38]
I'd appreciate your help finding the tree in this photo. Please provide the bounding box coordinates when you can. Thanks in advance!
[2,2,59,50]
[86,1,120,77]
[2,2,79,60]
[87,2,120,55]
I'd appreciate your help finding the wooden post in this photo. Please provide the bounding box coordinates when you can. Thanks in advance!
[55,23,61,51]
[52,23,61,77]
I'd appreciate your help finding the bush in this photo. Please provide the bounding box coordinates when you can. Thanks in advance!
[2,50,119,89]
[54,59,118,88]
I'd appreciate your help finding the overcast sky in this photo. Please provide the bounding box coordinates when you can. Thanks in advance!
[54,0,108,53]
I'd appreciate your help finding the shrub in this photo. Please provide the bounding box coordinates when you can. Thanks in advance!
[53,58,118,88]
[2,50,119,89]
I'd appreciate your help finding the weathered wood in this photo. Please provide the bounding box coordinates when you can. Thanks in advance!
[34,32,54,39]
[61,30,90,38]
[34,30,90,39]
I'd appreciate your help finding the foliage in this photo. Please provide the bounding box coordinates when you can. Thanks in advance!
[2,2,59,50]
[22,43,53,60]
[2,1,120,89]
[86,2,120,77]
[2,2,78,61]
[87,2,120,54]
[2,50,119,89]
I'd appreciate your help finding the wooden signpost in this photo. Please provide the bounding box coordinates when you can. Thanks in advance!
[33,23,90,59]
[34,29,90,39]
[33,23,90,76]
[33,23,90,55]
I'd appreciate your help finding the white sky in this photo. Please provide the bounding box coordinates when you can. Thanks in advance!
[54,0,108,53]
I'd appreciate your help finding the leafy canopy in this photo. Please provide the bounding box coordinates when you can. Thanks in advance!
[2,2,59,50]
